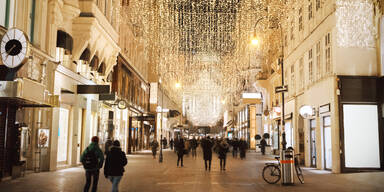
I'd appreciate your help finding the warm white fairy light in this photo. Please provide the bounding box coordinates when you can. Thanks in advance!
[336,0,376,48]
[122,0,286,125]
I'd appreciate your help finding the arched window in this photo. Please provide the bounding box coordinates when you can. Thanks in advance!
[97,62,106,76]
[56,30,73,54]
[89,55,99,71]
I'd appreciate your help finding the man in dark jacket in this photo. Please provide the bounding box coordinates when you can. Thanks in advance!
[201,136,214,171]
[191,137,198,158]
[81,136,104,192]
[104,140,127,192]
[260,137,267,155]
[176,138,185,167]
[218,139,230,171]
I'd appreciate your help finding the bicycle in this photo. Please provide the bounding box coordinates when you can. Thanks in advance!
[262,153,304,184]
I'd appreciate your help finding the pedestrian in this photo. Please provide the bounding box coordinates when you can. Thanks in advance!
[176,137,185,167]
[191,137,198,158]
[184,139,190,157]
[162,137,168,149]
[170,138,174,150]
[150,139,159,159]
[260,137,267,155]
[104,140,127,192]
[81,136,104,192]
[201,136,213,171]
[232,138,239,158]
[239,138,247,160]
[105,139,112,155]
[218,139,230,171]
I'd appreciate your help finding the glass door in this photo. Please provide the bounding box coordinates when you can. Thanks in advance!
[323,116,332,170]
[57,108,69,163]
[310,119,317,167]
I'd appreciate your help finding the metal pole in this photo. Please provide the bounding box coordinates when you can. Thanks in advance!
[159,82,163,163]
[279,23,287,151]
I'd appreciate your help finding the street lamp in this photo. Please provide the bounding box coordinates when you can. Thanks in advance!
[252,16,287,151]
[158,71,180,163]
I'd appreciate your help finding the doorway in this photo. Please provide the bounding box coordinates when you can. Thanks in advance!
[57,108,69,164]
[310,119,317,167]
[323,116,332,170]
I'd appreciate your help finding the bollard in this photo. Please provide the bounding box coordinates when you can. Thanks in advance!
[281,148,295,185]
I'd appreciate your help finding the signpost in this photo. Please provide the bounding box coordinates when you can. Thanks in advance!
[275,85,288,93]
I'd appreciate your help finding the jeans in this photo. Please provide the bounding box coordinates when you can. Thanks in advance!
[84,170,99,192]
[220,158,226,170]
[192,148,197,157]
[108,176,122,192]
[177,152,184,166]
[204,160,211,170]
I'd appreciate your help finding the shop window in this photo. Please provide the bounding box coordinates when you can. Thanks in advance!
[343,105,380,168]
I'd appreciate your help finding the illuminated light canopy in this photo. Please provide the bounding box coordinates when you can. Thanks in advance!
[242,92,262,99]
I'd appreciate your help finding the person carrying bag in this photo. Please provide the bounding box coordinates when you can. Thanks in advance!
[104,140,128,192]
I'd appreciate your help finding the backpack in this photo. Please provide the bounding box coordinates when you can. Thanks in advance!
[83,148,98,169]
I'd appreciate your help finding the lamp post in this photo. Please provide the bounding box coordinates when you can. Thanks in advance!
[158,71,180,163]
[252,16,287,151]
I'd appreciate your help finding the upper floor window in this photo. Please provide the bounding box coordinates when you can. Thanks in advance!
[290,20,295,40]
[308,49,313,83]
[325,33,331,73]
[290,64,295,94]
[316,0,321,11]
[0,0,15,28]
[308,1,313,20]
[299,57,304,90]
[316,41,321,79]
[299,8,303,31]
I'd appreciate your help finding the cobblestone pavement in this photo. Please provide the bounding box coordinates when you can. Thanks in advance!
[0,149,383,192]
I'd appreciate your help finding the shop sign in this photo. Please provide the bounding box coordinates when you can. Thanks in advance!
[38,129,49,148]
[319,103,330,114]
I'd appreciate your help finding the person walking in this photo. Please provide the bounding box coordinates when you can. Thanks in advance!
[218,139,230,171]
[232,138,239,158]
[260,137,267,155]
[150,139,159,159]
[170,139,174,150]
[191,137,198,158]
[239,138,247,160]
[162,137,168,149]
[184,139,190,157]
[201,136,214,171]
[104,140,127,192]
[81,136,104,192]
[105,139,112,155]
[176,137,185,167]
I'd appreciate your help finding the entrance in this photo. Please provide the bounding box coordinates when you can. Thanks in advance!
[310,119,317,167]
[323,116,332,170]
[57,108,69,164]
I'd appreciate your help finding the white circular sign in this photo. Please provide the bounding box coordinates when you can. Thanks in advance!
[299,105,314,119]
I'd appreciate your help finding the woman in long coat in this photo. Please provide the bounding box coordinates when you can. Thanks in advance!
[239,138,248,159]
[201,136,214,171]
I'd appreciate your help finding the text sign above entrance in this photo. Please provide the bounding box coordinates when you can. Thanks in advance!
[275,85,288,93]
[77,85,110,94]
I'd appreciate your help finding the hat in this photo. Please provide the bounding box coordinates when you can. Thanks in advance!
[91,136,99,143]
[113,140,120,147]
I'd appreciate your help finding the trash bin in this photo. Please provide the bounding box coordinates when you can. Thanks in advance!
[281,149,295,185]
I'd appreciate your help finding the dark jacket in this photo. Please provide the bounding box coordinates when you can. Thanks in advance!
[104,147,127,176]
[176,139,185,154]
[218,142,229,159]
[260,139,267,148]
[80,142,104,171]
[201,139,213,160]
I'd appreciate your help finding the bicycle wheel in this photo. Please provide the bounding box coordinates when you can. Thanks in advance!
[295,165,304,184]
[262,165,281,184]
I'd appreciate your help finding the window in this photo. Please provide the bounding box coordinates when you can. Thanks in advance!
[28,0,36,43]
[299,8,303,31]
[291,64,295,94]
[0,0,15,28]
[316,41,321,79]
[290,20,294,40]
[299,57,304,90]
[325,33,331,73]
[285,35,288,47]
[309,49,313,83]
[308,1,313,20]
[316,0,321,11]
